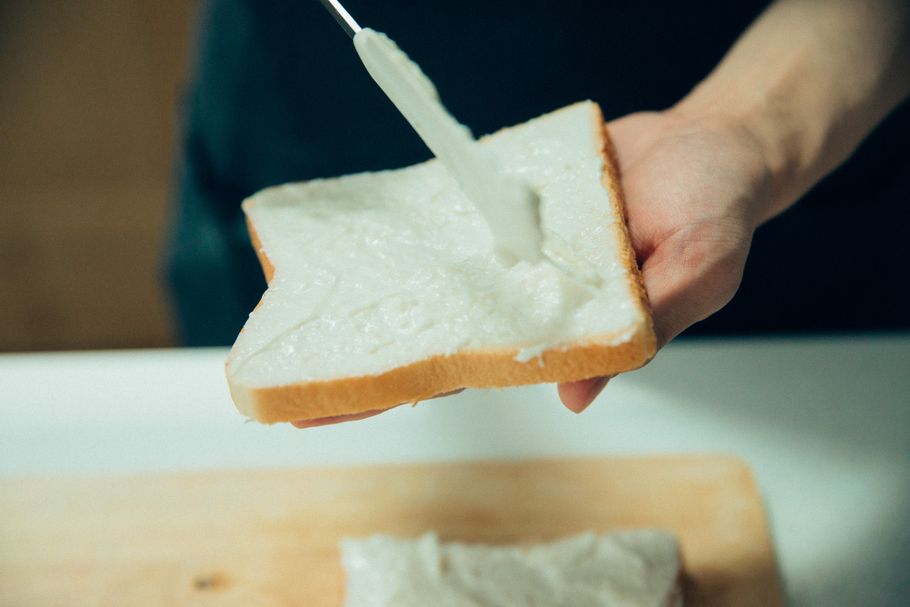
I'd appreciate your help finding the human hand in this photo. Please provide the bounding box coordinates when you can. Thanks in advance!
[558,108,773,413]
[294,0,910,426]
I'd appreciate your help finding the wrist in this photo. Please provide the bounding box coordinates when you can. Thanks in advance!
[671,86,827,223]
[665,99,784,228]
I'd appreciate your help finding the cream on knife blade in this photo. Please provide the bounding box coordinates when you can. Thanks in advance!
[343,24,544,263]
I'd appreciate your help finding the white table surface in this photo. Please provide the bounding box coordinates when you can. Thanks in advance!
[2,334,908,606]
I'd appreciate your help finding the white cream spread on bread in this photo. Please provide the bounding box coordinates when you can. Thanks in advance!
[353,28,543,263]
[230,103,645,388]
[340,531,683,607]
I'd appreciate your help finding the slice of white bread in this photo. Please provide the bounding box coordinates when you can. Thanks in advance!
[226,101,655,423]
[340,531,683,606]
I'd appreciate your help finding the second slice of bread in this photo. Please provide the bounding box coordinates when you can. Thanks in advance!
[227,101,655,423]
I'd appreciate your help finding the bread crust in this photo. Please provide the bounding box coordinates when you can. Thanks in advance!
[247,216,274,283]
[229,102,655,423]
[593,105,654,333]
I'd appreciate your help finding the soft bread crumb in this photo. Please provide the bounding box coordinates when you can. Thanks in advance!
[340,531,683,607]
[226,102,655,423]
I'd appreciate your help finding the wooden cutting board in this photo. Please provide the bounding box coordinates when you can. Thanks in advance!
[0,455,783,606]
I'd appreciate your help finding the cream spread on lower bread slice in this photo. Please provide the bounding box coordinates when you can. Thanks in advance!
[353,28,543,263]
[231,103,643,387]
[340,531,683,607]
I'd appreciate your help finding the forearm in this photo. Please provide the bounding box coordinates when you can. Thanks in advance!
[675,0,910,223]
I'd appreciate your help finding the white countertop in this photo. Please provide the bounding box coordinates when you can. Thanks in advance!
[2,334,908,606]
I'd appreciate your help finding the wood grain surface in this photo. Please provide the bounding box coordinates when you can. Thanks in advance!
[0,455,783,606]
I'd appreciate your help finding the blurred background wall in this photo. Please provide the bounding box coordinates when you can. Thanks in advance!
[0,0,194,351]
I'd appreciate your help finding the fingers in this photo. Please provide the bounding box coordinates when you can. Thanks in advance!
[557,376,611,413]
[555,228,747,416]
[291,408,386,428]
[432,389,465,398]
[290,389,465,429]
